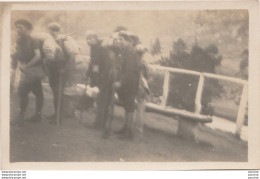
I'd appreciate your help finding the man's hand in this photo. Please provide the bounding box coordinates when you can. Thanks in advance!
[19,64,27,73]
[56,34,66,41]
[112,81,121,91]
[59,68,65,74]
[10,69,16,93]
[20,49,41,73]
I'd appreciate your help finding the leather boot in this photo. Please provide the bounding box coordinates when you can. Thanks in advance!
[27,112,42,123]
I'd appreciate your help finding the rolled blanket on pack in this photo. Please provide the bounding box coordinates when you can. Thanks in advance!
[86,85,99,99]
[64,84,86,96]
[32,32,64,63]
[101,36,115,48]
[31,32,52,42]
[62,35,80,56]
[63,84,99,99]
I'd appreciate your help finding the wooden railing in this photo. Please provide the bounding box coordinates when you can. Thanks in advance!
[148,65,248,138]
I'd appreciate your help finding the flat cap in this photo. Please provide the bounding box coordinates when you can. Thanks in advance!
[85,30,98,39]
[48,22,61,31]
[118,30,140,46]
[15,19,32,30]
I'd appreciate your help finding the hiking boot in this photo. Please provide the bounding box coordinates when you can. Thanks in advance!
[11,113,24,126]
[46,113,56,120]
[11,119,24,126]
[118,128,133,140]
[85,121,102,129]
[50,120,57,125]
[27,113,41,123]
[114,125,127,134]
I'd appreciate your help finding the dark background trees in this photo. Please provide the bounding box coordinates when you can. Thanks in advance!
[159,38,223,114]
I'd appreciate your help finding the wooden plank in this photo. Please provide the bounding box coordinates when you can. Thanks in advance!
[146,102,212,123]
[149,65,201,76]
[203,72,247,85]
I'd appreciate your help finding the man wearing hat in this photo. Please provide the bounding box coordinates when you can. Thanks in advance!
[85,31,105,89]
[11,19,45,124]
[46,22,75,121]
[113,31,142,139]
[85,31,106,129]
[85,31,120,138]
[85,31,119,132]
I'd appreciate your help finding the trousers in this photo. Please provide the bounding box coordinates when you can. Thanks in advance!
[18,77,43,115]
[48,67,68,113]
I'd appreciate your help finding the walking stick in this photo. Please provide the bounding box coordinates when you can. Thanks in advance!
[56,72,63,126]
[102,72,116,138]
[107,87,116,133]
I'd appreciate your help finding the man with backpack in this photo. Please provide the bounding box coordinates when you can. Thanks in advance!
[46,22,78,123]
[85,31,105,129]
[85,31,120,138]
[112,31,142,139]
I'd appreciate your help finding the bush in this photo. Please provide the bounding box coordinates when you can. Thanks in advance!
[159,38,223,113]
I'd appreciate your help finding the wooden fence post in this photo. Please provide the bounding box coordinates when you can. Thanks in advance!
[162,70,170,106]
[235,83,248,138]
[195,74,204,114]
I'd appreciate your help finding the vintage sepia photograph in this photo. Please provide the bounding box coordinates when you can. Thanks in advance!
[1,1,260,170]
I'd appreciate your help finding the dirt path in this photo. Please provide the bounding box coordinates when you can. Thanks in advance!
[10,89,247,162]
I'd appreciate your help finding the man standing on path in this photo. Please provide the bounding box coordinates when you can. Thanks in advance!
[113,31,142,140]
[11,19,45,124]
[85,31,107,128]
[45,22,76,122]
[85,31,120,138]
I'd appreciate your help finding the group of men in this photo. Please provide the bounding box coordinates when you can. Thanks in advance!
[11,19,149,140]
[11,20,75,125]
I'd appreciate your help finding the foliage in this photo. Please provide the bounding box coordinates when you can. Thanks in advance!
[159,38,223,114]
[167,73,199,112]
[147,69,164,105]
[239,49,248,80]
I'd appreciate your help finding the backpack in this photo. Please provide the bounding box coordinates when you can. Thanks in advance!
[31,32,65,64]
